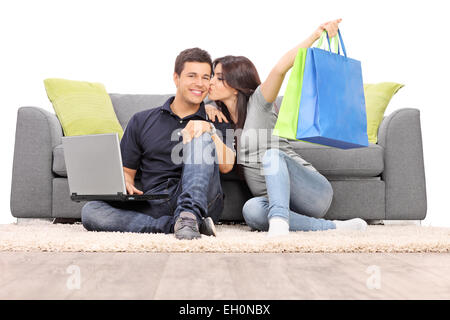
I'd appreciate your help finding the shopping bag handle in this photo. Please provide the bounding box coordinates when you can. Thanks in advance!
[317,29,347,58]
[317,31,339,54]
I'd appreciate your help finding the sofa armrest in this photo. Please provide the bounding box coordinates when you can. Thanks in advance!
[10,107,63,218]
[377,108,427,220]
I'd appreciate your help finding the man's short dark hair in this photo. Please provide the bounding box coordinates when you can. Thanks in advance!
[174,48,213,76]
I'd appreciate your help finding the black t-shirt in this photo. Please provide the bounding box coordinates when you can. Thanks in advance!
[120,96,234,193]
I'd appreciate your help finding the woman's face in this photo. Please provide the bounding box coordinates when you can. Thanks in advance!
[208,63,237,102]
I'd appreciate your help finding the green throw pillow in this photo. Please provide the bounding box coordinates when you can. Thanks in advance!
[364,82,404,144]
[44,78,124,139]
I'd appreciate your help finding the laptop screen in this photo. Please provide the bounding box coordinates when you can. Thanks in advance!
[62,133,127,195]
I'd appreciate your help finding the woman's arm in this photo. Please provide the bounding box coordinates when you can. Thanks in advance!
[211,133,235,174]
[260,19,342,103]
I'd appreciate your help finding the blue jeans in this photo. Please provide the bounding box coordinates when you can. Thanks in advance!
[242,149,336,232]
[81,133,224,234]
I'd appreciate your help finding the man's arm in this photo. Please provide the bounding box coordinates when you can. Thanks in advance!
[121,113,144,195]
[123,166,143,195]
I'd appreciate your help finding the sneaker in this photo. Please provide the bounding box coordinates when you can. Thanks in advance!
[199,217,216,237]
[333,218,368,231]
[174,212,201,240]
[267,217,289,238]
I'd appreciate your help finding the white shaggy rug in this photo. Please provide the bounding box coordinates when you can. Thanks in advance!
[0,222,449,253]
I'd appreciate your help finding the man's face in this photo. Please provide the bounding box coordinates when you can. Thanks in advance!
[173,61,211,105]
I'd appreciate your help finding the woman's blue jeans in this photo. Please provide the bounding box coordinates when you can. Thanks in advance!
[243,149,336,232]
[81,133,224,234]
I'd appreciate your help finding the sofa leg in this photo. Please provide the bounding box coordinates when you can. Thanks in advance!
[52,218,82,224]
[366,220,422,226]
[16,218,53,225]
[366,219,384,225]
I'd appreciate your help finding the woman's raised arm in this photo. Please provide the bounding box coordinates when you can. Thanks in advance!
[260,19,342,103]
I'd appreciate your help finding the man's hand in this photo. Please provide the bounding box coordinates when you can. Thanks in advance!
[205,104,229,123]
[313,18,342,40]
[125,180,143,195]
[181,120,212,144]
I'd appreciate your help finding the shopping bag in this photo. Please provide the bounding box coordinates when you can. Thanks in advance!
[296,30,369,149]
[272,47,307,140]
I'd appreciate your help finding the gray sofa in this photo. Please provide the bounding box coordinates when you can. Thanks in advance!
[10,93,427,222]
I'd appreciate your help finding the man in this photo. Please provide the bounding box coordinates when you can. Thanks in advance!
[81,48,236,240]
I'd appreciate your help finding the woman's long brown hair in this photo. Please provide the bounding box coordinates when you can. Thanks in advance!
[212,56,261,129]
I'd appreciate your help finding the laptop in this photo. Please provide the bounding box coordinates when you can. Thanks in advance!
[62,133,169,202]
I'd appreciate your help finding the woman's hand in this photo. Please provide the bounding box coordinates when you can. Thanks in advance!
[205,104,229,123]
[313,18,342,40]
[181,120,212,144]
[260,18,342,103]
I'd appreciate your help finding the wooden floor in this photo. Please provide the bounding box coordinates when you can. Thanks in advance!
[0,252,449,300]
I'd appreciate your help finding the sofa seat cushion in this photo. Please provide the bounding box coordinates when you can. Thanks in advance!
[53,144,66,177]
[289,141,384,177]
[53,142,384,178]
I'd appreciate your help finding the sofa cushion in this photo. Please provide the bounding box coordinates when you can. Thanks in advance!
[289,141,384,177]
[44,78,124,139]
[364,82,404,144]
[109,93,173,130]
[53,141,384,178]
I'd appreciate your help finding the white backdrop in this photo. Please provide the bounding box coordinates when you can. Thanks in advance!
[1,0,448,226]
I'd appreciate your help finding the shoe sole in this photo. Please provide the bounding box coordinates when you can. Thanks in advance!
[175,229,201,240]
[200,217,216,237]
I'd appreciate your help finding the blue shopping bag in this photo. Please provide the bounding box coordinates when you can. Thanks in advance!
[296,30,369,149]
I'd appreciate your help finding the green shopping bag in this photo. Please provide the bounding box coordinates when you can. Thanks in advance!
[273,48,307,140]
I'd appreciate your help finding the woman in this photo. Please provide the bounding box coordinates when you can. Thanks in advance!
[207,19,367,237]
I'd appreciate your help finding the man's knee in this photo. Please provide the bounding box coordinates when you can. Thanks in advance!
[184,133,216,165]
[189,132,213,147]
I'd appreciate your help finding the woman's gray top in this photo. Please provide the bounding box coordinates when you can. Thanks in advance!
[238,85,318,197]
